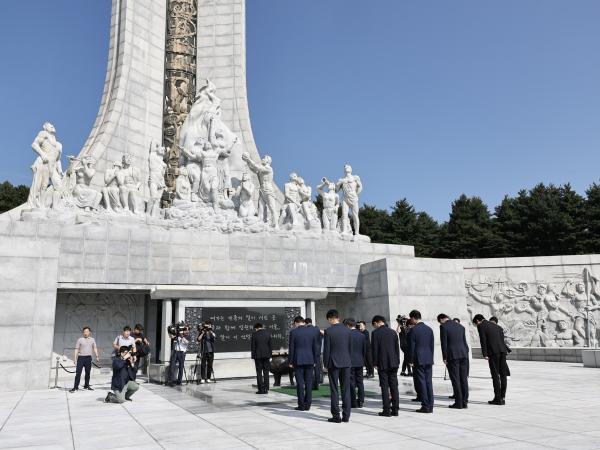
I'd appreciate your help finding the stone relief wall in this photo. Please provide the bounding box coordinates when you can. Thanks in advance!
[53,292,146,360]
[464,259,600,348]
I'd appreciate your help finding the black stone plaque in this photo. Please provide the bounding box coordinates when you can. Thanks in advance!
[184,306,300,354]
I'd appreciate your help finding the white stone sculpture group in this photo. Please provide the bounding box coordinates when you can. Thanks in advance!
[465,268,600,348]
[22,80,367,239]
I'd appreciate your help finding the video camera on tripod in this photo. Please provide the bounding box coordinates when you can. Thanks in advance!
[167,321,187,337]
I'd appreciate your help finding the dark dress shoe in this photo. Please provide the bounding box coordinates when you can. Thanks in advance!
[391,410,399,416]
[500,399,506,405]
[449,395,455,399]
[416,407,432,413]
[411,398,421,402]
[357,402,363,408]
[328,417,342,423]
[378,411,391,417]
[448,404,463,409]
[488,399,502,405]
[103,393,111,403]
[305,407,311,411]
[69,388,78,393]
[462,403,468,409]
[400,372,407,376]
[84,386,93,391]
[342,417,349,423]
[294,406,305,411]
[351,403,358,408]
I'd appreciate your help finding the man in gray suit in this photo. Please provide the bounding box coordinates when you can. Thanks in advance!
[323,309,353,423]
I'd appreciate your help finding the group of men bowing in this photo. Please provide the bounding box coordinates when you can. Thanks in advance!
[250,309,510,423]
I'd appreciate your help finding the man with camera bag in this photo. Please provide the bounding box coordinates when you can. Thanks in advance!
[168,322,189,386]
[197,320,216,383]
[104,346,139,403]
[133,324,151,376]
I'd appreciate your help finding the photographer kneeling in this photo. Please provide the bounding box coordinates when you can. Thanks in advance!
[104,346,139,404]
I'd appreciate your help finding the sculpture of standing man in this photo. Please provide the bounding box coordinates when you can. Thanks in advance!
[148,142,167,216]
[242,152,279,229]
[335,164,362,235]
[27,122,64,208]
[317,177,340,231]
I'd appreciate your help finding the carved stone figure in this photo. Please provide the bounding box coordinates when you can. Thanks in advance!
[297,177,320,230]
[318,177,340,231]
[236,172,255,219]
[148,143,167,216]
[529,321,556,347]
[71,156,102,212]
[27,122,64,208]
[556,319,584,347]
[335,164,362,235]
[116,154,143,215]
[102,160,123,213]
[242,152,279,229]
[279,173,300,228]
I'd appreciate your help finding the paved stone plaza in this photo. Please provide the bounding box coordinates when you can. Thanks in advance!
[1,359,599,450]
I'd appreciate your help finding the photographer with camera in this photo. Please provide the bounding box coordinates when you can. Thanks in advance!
[167,322,189,386]
[395,315,412,377]
[113,326,137,365]
[133,324,151,375]
[104,346,139,403]
[197,320,216,383]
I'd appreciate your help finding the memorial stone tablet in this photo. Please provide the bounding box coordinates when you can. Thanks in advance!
[185,306,300,353]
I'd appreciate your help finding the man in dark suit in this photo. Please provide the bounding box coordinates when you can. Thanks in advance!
[251,323,272,394]
[437,313,469,409]
[357,321,374,378]
[305,318,323,390]
[409,310,434,413]
[289,316,319,411]
[371,315,400,417]
[473,313,509,405]
[344,318,366,408]
[323,309,353,423]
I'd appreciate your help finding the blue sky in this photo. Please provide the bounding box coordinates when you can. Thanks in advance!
[0,1,598,221]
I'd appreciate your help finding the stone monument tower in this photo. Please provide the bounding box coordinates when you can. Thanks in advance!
[78,0,263,199]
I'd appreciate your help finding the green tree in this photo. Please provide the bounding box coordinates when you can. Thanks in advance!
[413,212,440,257]
[582,182,600,253]
[438,194,499,258]
[0,181,29,213]
[359,204,393,243]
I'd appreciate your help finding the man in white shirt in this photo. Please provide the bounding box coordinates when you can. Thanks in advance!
[113,326,137,364]
[168,324,190,386]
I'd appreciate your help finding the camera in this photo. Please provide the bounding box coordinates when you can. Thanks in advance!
[168,321,187,337]
[197,322,213,333]
[396,315,409,328]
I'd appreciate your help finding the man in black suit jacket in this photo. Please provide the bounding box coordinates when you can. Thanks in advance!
[289,316,319,411]
[437,313,469,409]
[409,310,434,413]
[305,318,323,390]
[344,318,366,408]
[473,314,509,405]
[371,315,400,416]
[323,309,353,423]
[358,321,374,378]
[251,323,272,394]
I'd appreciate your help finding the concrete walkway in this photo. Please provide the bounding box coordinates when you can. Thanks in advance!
[1,359,600,449]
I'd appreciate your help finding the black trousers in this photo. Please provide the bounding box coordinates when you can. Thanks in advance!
[401,350,412,374]
[447,358,469,406]
[313,360,322,389]
[488,352,508,399]
[254,357,270,393]
[294,365,314,409]
[365,347,374,377]
[328,367,351,419]
[169,350,186,384]
[200,352,214,380]
[414,364,434,411]
[74,355,92,389]
[377,367,399,412]
[350,366,365,406]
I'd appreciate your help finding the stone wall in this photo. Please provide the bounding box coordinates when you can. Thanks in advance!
[463,255,600,349]
[53,291,146,361]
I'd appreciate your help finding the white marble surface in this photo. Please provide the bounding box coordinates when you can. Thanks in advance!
[2,359,600,449]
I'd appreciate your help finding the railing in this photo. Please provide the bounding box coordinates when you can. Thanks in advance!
[51,348,151,388]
